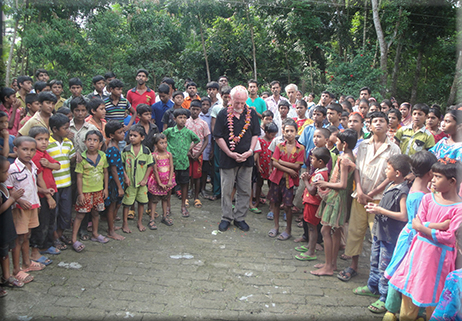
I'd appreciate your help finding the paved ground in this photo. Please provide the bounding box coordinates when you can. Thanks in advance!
[2,186,383,321]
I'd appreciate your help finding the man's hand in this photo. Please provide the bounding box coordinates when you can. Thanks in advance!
[67,131,75,140]
[357,191,373,205]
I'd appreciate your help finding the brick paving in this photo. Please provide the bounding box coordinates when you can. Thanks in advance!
[2,189,382,321]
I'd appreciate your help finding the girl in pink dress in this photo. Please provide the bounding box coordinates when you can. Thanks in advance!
[147,134,176,229]
[389,157,462,320]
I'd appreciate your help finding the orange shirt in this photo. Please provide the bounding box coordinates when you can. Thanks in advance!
[85,115,107,140]
[182,95,201,109]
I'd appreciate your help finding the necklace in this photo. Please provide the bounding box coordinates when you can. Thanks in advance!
[227,105,252,151]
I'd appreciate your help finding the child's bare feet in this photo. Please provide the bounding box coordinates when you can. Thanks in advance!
[137,223,146,232]
[316,244,324,251]
[107,231,125,241]
[310,267,334,276]
[122,224,131,233]
[313,263,338,271]
[294,236,306,243]
[114,226,122,231]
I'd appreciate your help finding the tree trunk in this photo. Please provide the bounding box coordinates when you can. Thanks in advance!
[246,8,257,81]
[198,15,211,83]
[410,49,423,105]
[391,41,402,98]
[6,19,19,86]
[447,50,462,106]
[371,0,388,96]
[363,0,367,51]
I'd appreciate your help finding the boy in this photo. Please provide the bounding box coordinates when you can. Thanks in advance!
[185,100,210,208]
[15,76,33,108]
[326,126,340,168]
[0,87,22,136]
[49,80,66,111]
[19,94,40,131]
[34,81,50,94]
[152,84,174,131]
[6,136,46,283]
[293,100,313,136]
[19,91,56,136]
[325,103,344,129]
[86,98,108,140]
[340,110,350,130]
[163,109,200,217]
[29,126,61,263]
[267,119,305,240]
[162,91,190,131]
[260,110,274,136]
[69,97,98,156]
[63,78,89,109]
[338,111,401,282]
[182,82,201,109]
[274,100,290,137]
[199,97,213,196]
[135,104,159,150]
[105,79,137,131]
[47,114,76,247]
[121,125,154,233]
[295,147,330,260]
[72,130,109,252]
[387,109,402,141]
[127,69,156,110]
[87,75,108,100]
[354,154,411,313]
[394,103,435,156]
[246,79,266,122]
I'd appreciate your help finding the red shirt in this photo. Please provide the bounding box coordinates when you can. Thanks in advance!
[126,87,156,110]
[0,103,22,136]
[269,141,305,188]
[32,150,59,198]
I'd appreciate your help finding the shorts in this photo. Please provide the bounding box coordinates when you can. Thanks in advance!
[201,160,211,177]
[12,207,39,235]
[268,179,294,207]
[0,240,15,258]
[149,193,169,203]
[303,203,320,226]
[189,155,203,179]
[75,190,105,213]
[175,169,190,185]
[122,185,148,206]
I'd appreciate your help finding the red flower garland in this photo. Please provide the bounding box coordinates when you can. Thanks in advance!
[227,105,252,151]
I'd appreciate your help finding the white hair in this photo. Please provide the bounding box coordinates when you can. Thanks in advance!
[285,83,298,93]
[230,85,248,100]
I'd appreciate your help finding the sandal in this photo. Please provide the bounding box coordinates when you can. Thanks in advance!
[40,246,61,255]
[277,231,291,241]
[1,276,24,288]
[91,235,109,244]
[185,199,190,208]
[148,220,157,230]
[127,210,135,220]
[181,207,190,218]
[22,261,45,272]
[87,222,93,232]
[80,233,91,241]
[259,198,266,205]
[176,190,182,199]
[337,267,358,282]
[205,195,219,201]
[146,208,151,216]
[297,221,303,228]
[0,287,6,298]
[340,253,352,260]
[72,241,85,253]
[194,199,202,208]
[295,253,317,261]
[59,235,73,245]
[353,285,380,297]
[368,299,386,313]
[53,239,67,251]
[295,245,309,252]
[249,207,262,214]
[268,228,278,238]
[13,271,33,284]
[31,256,52,266]
[266,211,274,220]
[161,216,173,226]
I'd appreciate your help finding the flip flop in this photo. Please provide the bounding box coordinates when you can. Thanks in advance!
[337,267,358,282]
[268,228,278,238]
[353,286,380,297]
[266,212,274,220]
[59,235,73,245]
[368,299,386,313]
[31,256,52,266]
[295,253,317,261]
[127,210,135,220]
[0,287,6,298]
[72,241,85,253]
[13,271,33,284]
[91,235,109,244]
[277,231,291,241]
[249,207,262,214]
[295,245,309,252]
[80,233,91,241]
[53,239,67,251]
[194,199,202,208]
[185,199,190,208]
[40,246,61,255]
[22,261,45,272]
[1,276,24,288]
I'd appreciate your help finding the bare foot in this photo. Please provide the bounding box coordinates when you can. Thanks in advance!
[107,231,125,241]
[310,267,334,276]
[316,244,324,251]
[137,224,146,232]
[122,225,132,233]
[294,236,307,243]
[313,263,338,271]
[114,226,122,231]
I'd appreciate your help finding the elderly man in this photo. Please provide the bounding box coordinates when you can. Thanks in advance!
[214,86,260,232]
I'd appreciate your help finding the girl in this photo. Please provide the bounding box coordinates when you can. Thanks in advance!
[255,122,277,211]
[0,155,26,295]
[399,102,412,127]
[147,134,176,228]
[104,121,126,241]
[426,107,448,143]
[389,158,462,320]
[430,109,462,160]
[309,129,357,276]
[347,112,366,156]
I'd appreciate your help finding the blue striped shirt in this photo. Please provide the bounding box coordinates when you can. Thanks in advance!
[104,96,131,123]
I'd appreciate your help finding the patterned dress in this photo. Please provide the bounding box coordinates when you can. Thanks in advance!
[430,269,462,321]
[105,146,124,206]
[258,137,272,179]
[316,155,356,228]
[148,152,176,196]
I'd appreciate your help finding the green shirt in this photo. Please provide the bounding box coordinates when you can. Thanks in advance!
[121,144,154,187]
[394,125,435,156]
[163,126,200,170]
[75,150,108,193]
[246,97,267,124]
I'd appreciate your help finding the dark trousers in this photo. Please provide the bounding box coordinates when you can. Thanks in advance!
[212,141,221,197]
[30,196,56,249]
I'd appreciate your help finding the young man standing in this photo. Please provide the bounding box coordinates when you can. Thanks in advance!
[63,78,89,109]
[182,82,201,110]
[264,80,288,116]
[49,80,66,111]
[15,76,33,109]
[126,69,156,110]
[87,75,108,100]
[151,84,174,131]
[105,79,137,131]
[246,79,266,123]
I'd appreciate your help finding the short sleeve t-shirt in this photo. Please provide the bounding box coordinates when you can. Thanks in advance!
[32,150,59,197]
[121,145,154,187]
[163,126,200,170]
[106,146,124,188]
[47,137,76,188]
[395,125,435,156]
[75,150,109,193]
[104,96,131,124]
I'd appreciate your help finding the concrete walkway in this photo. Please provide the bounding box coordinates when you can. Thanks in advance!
[2,193,382,321]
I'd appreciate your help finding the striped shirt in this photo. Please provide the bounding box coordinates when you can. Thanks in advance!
[104,96,131,124]
[47,136,76,188]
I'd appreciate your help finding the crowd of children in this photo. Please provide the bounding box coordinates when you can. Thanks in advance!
[1,73,462,320]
